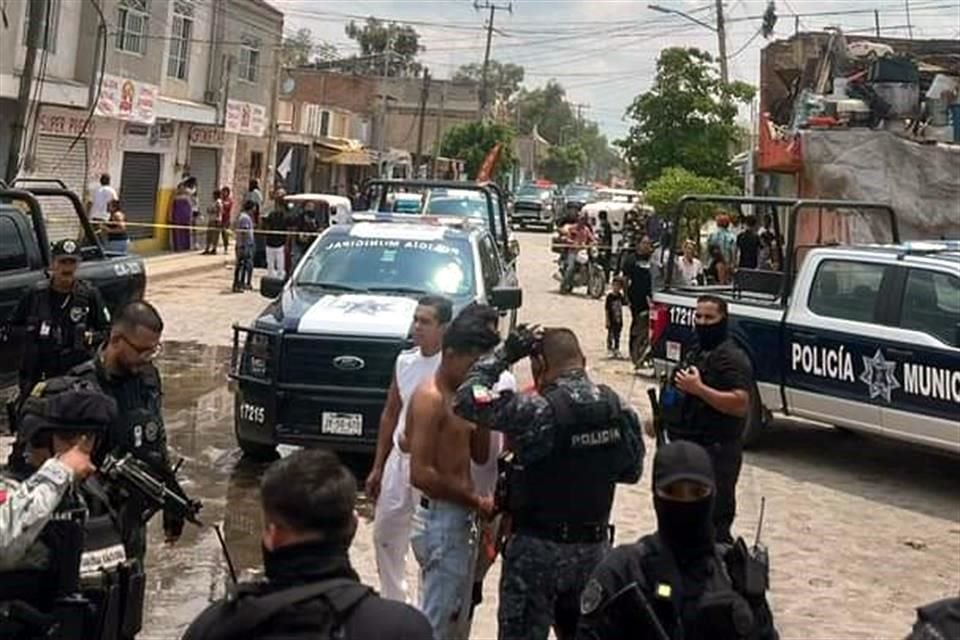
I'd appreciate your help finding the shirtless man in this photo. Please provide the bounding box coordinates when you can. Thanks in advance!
[408,306,501,639]
[367,295,452,603]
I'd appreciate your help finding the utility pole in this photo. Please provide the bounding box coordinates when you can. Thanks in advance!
[6,0,46,182]
[431,82,446,179]
[415,69,431,177]
[904,0,914,38]
[874,10,881,37]
[474,0,512,116]
[266,39,282,191]
[715,0,729,85]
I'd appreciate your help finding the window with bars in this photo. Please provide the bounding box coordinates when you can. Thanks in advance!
[22,0,60,53]
[238,39,260,82]
[116,0,149,54]
[167,0,194,79]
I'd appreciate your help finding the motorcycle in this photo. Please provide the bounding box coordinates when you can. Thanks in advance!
[556,245,606,298]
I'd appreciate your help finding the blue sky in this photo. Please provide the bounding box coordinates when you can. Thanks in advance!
[275,0,960,140]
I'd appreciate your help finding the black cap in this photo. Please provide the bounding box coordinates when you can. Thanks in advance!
[19,377,117,443]
[653,441,715,491]
[51,239,82,261]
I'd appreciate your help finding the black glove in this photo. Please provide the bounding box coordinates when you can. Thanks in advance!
[163,508,186,542]
[502,324,542,364]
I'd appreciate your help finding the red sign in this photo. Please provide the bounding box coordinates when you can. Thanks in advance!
[37,107,97,137]
[189,125,226,146]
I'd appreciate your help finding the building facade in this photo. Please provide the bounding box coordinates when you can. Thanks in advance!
[0,0,282,251]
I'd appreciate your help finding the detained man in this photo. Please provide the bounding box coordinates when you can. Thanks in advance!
[407,308,501,639]
[366,295,453,603]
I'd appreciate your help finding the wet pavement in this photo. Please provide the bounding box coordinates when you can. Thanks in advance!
[113,233,960,638]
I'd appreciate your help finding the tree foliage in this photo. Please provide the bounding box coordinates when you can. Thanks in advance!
[343,17,424,77]
[538,144,587,185]
[644,166,739,241]
[280,28,337,68]
[440,121,516,180]
[618,47,755,187]
[453,60,525,105]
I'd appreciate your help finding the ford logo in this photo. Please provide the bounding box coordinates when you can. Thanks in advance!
[333,355,365,371]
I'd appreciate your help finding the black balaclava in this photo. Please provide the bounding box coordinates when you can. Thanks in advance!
[653,441,716,558]
[695,316,728,351]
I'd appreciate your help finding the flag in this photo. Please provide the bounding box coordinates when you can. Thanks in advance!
[475,142,503,182]
[277,148,293,180]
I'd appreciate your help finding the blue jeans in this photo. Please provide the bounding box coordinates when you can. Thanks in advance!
[411,499,477,639]
[106,238,128,254]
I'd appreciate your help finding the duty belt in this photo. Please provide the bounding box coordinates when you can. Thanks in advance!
[514,520,613,544]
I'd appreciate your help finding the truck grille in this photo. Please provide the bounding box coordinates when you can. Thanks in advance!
[280,336,406,389]
[513,202,542,215]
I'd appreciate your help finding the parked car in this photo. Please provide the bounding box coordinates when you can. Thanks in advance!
[562,184,597,221]
[282,193,353,226]
[510,181,564,231]
[581,188,645,232]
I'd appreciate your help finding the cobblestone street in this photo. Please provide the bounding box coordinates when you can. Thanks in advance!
[138,233,959,639]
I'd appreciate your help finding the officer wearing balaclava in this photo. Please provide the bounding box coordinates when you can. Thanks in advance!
[656,294,753,543]
[576,441,778,640]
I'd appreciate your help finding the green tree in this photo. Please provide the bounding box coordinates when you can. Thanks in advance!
[644,166,739,242]
[280,28,337,67]
[452,60,525,105]
[343,17,423,77]
[514,81,576,145]
[440,121,516,180]
[618,47,755,187]
[538,144,587,185]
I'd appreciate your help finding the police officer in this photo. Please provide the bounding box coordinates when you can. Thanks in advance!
[67,300,189,561]
[5,239,110,421]
[659,294,752,543]
[0,378,140,640]
[453,325,645,640]
[906,596,960,640]
[576,441,778,640]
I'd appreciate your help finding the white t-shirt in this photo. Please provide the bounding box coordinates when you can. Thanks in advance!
[676,256,703,286]
[90,185,118,222]
[392,347,442,449]
[471,370,518,497]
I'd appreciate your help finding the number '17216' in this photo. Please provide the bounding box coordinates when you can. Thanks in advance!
[669,306,696,327]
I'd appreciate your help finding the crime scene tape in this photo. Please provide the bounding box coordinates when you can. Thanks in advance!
[94,220,326,238]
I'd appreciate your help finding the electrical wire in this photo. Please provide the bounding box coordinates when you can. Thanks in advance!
[727,27,764,61]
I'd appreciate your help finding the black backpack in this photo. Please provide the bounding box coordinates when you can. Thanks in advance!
[200,579,372,640]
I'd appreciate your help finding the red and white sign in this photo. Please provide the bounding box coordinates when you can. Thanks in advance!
[96,74,158,125]
[37,106,98,137]
[189,125,226,146]
[225,99,266,137]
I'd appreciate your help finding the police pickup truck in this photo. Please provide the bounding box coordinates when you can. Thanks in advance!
[229,213,522,460]
[0,180,146,390]
[651,195,959,454]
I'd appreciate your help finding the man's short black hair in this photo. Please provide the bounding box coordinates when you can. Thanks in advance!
[261,449,356,543]
[696,294,728,318]
[417,295,453,324]
[443,308,500,354]
[457,301,499,328]
[100,173,110,185]
[115,300,164,334]
[541,328,583,367]
[744,215,757,228]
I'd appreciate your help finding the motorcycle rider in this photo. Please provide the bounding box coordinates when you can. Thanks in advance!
[559,213,597,292]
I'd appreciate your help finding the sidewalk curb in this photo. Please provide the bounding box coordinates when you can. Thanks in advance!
[147,257,234,286]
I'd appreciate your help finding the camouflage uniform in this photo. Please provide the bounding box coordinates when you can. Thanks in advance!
[0,459,75,569]
[453,348,645,640]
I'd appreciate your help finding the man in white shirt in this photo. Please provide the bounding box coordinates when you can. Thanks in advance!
[89,173,118,223]
[366,295,452,603]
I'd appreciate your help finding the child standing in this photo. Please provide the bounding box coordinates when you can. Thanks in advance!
[605,276,626,358]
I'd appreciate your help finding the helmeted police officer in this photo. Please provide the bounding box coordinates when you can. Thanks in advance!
[659,294,752,543]
[5,239,110,409]
[0,377,144,640]
[576,441,778,640]
[453,325,645,640]
[67,300,189,561]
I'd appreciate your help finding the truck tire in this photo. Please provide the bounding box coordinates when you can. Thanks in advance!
[236,429,277,461]
[741,383,768,449]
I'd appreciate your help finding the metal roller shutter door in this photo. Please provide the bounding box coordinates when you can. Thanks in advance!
[189,147,219,214]
[31,136,87,244]
[119,152,161,240]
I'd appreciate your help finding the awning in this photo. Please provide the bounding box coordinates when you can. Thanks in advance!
[326,149,375,165]
[313,136,375,165]
[155,96,217,125]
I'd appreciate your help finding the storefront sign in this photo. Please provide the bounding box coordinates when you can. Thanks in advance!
[189,125,226,146]
[37,106,97,137]
[225,100,266,137]
[97,74,158,125]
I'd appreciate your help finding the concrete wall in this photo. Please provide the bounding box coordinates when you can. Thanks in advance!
[4,0,84,82]
[288,70,377,117]
[158,0,215,103]
[216,0,283,109]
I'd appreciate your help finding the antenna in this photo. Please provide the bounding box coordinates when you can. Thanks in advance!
[214,523,239,585]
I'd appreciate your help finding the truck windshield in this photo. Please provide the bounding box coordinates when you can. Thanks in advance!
[296,235,476,299]
[517,186,550,199]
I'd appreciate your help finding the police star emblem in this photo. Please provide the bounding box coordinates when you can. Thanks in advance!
[859,348,900,403]
[580,579,604,615]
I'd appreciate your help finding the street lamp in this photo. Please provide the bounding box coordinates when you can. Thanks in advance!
[648,3,729,84]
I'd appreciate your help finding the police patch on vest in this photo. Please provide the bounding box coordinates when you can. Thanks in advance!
[580,578,604,615]
[69,305,88,323]
[571,427,622,448]
[80,543,127,578]
[144,421,160,442]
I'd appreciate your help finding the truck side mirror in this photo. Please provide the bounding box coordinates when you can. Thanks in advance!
[490,286,522,310]
[260,276,284,299]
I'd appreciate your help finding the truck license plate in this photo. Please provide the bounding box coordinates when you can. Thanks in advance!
[321,412,363,436]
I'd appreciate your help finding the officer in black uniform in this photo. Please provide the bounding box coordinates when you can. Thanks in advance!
[576,441,778,640]
[0,377,147,640]
[659,294,752,543]
[906,596,960,640]
[453,326,645,640]
[5,239,110,422]
[67,300,189,562]
[183,448,432,640]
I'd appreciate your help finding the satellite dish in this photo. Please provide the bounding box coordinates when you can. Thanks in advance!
[281,77,296,95]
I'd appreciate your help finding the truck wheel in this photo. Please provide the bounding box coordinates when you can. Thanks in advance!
[237,434,277,461]
[741,384,768,449]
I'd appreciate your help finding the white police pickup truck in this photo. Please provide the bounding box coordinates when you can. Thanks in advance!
[650,196,959,454]
[229,213,522,460]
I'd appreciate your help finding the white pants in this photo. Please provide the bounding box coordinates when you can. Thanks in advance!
[265,245,285,279]
[373,447,415,603]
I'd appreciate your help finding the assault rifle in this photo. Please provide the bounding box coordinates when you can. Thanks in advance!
[99,452,203,526]
[605,581,671,640]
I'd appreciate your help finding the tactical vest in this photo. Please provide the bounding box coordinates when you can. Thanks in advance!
[21,281,97,383]
[638,535,756,640]
[512,384,627,528]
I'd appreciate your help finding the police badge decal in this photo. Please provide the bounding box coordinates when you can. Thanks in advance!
[580,578,604,615]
